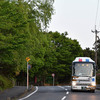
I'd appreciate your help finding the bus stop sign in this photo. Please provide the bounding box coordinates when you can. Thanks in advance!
[52,73,55,77]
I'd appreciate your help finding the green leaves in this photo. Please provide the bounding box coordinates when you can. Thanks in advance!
[47,31,83,84]
[0,0,84,86]
[0,0,55,88]
[28,0,54,30]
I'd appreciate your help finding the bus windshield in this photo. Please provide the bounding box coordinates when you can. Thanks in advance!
[73,63,93,77]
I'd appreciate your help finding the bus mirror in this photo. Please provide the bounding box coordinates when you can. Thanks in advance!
[96,66,98,71]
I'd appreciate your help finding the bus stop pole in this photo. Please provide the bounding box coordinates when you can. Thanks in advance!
[53,76,54,86]
[27,61,29,90]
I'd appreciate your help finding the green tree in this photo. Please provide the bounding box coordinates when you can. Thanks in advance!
[83,48,95,60]
[45,31,83,84]
[97,41,100,69]
[0,1,29,76]
[0,0,55,88]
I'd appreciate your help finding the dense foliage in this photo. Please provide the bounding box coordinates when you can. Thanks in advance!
[0,0,92,90]
[0,0,55,89]
[83,48,95,61]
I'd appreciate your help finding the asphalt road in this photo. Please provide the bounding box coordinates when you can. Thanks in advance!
[19,86,100,100]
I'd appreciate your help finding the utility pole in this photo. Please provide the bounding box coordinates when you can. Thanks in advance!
[92,26,100,66]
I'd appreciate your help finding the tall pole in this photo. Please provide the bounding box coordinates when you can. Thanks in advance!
[92,26,100,65]
[27,61,29,90]
[26,57,30,90]
[52,73,55,86]
[53,76,54,86]
[95,29,97,66]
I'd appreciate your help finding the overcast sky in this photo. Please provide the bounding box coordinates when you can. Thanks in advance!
[48,0,100,49]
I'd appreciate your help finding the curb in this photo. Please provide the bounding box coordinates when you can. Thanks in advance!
[96,84,100,90]
[7,86,35,100]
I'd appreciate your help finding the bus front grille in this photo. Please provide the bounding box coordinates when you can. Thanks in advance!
[76,83,91,86]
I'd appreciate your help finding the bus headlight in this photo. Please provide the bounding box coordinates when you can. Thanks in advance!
[72,81,76,86]
[91,82,96,86]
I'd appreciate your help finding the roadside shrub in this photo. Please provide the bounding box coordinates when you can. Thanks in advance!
[0,75,13,90]
[96,70,100,84]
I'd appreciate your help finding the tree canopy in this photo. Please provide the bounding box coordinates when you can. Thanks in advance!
[0,0,85,89]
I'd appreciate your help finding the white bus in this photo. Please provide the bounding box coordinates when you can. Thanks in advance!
[71,57,96,92]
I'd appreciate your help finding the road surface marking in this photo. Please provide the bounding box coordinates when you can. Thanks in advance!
[58,86,64,89]
[65,86,71,88]
[58,86,69,100]
[61,96,66,100]
[19,86,38,100]
[65,89,68,91]
[66,91,69,94]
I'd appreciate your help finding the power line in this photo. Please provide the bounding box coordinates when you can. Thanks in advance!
[95,0,100,26]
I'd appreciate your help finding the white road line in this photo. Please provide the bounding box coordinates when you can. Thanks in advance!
[66,91,69,94]
[58,86,65,89]
[61,96,66,100]
[58,86,69,100]
[19,86,38,100]
[65,89,68,91]
[65,86,71,88]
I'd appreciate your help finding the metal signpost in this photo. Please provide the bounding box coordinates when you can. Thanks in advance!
[26,57,30,90]
[52,73,55,86]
